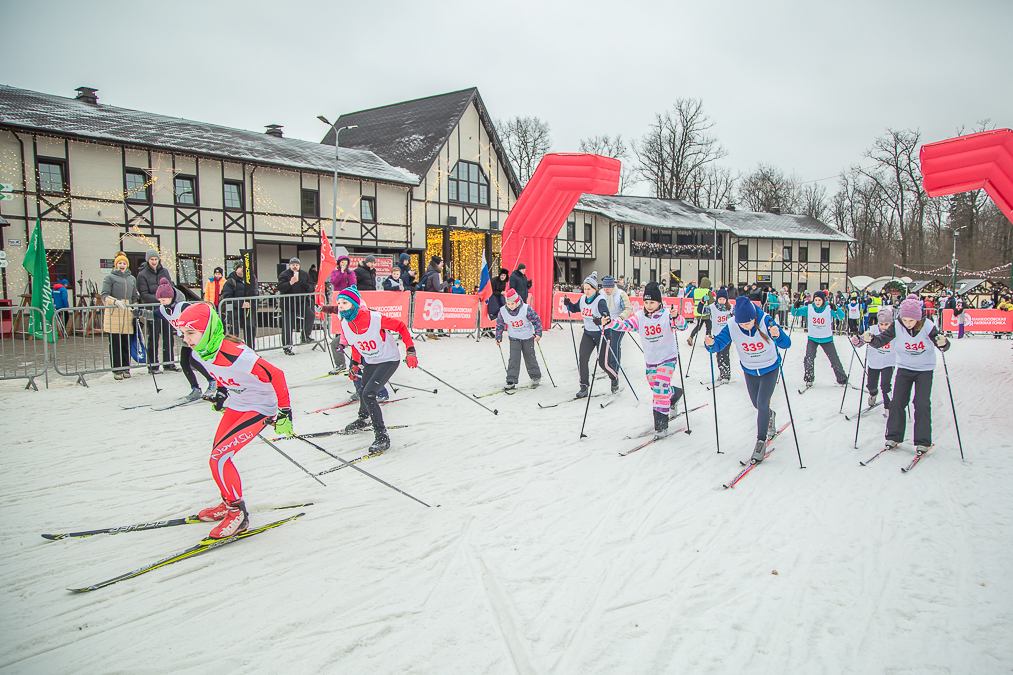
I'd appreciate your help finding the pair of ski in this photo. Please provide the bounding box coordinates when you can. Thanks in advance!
[700,379,732,391]
[266,424,409,442]
[473,384,538,399]
[42,503,310,592]
[305,396,408,415]
[619,425,688,456]
[796,382,850,395]
[722,421,793,489]
[860,444,933,470]
[316,443,407,475]
[622,403,709,440]
[538,390,613,409]
[844,401,884,421]
[119,398,202,412]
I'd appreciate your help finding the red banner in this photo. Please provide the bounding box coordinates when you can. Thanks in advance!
[941,309,1013,332]
[480,299,496,329]
[330,290,410,334]
[348,254,394,281]
[411,291,479,330]
[552,292,584,321]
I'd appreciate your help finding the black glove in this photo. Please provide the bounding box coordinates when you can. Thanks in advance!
[592,316,603,326]
[131,308,143,319]
[203,386,227,412]
[830,303,838,312]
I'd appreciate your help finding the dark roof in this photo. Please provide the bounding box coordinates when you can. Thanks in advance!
[575,194,854,242]
[322,88,522,195]
[0,84,418,185]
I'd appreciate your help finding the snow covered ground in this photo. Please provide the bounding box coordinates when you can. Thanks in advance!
[2,327,1012,674]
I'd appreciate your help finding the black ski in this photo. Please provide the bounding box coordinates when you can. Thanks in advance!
[119,403,151,410]
[538,392,609,409]
[619,426,685,456]
[318,449,390,475]
[42,503,312,540]
[68,513,304,592]
[625,403,709,438]
[797,384,814,395]
[267,425,409,441]
[845,401,883,421]
[152,398,202,412]
[704,380,731,390]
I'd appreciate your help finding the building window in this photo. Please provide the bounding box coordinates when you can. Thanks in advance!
[37,159,67,194]
[799,247,808,263]
[223,181,244,210]
[650,231,660,244]
[360,197,376,222]
[448,160,490,206]
[821,246,831,263]
[782,245,792,262]
[566,218,575,241]
[124,170,149,202]
[650,268,657,283]
[661,233,672,245]
[616,226,624,244]
[820,282,829,290]
[174,176,198,205]
[798,282,807,294]
[177,254,201,288]
[584,222,592,243]
[676,233,694,246]
[633,268,640,286]
[301,189,319,218]
[738,243,749,260]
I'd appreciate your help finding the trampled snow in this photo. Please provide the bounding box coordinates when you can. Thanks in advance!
[1,329,1012,673]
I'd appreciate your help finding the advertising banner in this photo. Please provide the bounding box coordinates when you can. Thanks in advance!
[330,290,411,334]
[552,292,584,321]
[941,309,1013,332]
[411,291,479,331]
[348,254,394,281]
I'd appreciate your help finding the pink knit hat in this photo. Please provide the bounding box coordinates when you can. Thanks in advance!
[504,288,520,304]
[899,294,922,320]
[155,278,175,300]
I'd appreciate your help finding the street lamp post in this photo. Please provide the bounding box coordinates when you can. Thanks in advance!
[712,214,719,287]
[317,116,358,252]
[950,225,967,296]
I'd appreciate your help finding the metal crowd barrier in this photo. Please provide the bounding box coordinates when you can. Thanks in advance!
[217,291,328,354]
[0,305,49,390]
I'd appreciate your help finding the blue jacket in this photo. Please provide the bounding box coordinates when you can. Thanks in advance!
[707,309,791,376]
[791,302,844,344]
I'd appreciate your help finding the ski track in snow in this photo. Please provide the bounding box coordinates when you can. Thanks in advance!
[1,332,1012,673]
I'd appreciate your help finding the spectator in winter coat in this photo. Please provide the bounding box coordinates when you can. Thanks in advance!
[509,263,532,302]
[328,256,356,294]
[278,257,315,353]
[204,267,225,306]
[101,252,137,379]
[354,256,378,291]
[136,248,175,373]
[308,264,318,285]
[397,252,417,291]
[451,279,466,294]
[52,279,70,310]
[487,267,510,319]
[382,268,405,292]
[221,261,258,344]
[422,256,449,293]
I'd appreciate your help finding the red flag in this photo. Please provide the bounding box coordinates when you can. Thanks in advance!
[317,231,337,313]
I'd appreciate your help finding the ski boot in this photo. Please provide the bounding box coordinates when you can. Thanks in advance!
[610,381,620,395]
[530,378,541,388]
[203,381,218,398]
[868,393,877,407]
[377,390,389,403]
[208,500,248,539]
[504,382,517,391]
[653,410,669,439]
[750,439,768,464]
[575,384,589,399]
[369,427,391,454]
[801,381,814,392]
[198,500,230,522]
[767,410,777,440]
[884,440,900,451]
[184,387,202,402]
[343,416,371,434]
[914,445,930,455]
[283,347,295,356]
[348,391,361,403]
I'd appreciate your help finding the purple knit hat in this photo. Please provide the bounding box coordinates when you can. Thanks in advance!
[899,294,922,320]
[155,278,175,300]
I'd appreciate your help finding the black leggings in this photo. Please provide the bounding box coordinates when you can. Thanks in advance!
[181,345,212,389]
[886,368,933,446]
[866,366,893,401]
[690,317,711,339]
[744,368,780,441]
[578,331,617,386]
[357,361,400,430]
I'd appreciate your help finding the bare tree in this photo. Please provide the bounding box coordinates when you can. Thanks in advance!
[631,98,727,200]
[738,163,801,213]
[799,183,829,221]
[497,116,551,186]
[687,165,736,209]
[858,129,926,266]
[578,134,634,194]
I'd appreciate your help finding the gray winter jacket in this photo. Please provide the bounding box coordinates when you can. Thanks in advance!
[101,269,137,303]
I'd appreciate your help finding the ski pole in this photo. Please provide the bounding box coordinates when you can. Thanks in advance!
[579,331,604,439]
[774,341,805,469]
[852,346,867,448]
[607,332,640,403]
[672,325,692,434]
[567,312,580,370]
[389,381,437,394]
[684,333,699,374]
[295,436,432,507]
[138,318,161,394]
[498,341,508,374]
[258,434,326,486]
[708,346,721,453]
[537,342,557,387]
[939,349,964,461]
[838,339,856,414]
[416,366,497,415]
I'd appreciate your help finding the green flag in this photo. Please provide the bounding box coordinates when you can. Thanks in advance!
[21,219,56,342]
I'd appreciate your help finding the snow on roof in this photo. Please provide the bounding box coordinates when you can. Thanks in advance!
[0,85,418,185]
[575,194,854,242]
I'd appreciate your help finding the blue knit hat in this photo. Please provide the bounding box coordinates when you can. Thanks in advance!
[716,287,728,300]
[602,275,616,288]
[733,296,757,323]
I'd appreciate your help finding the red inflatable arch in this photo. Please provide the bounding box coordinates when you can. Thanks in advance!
[500,153,621,325]
[920,128,1013,222]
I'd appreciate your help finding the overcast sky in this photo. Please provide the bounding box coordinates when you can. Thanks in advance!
[6,0,1011,196]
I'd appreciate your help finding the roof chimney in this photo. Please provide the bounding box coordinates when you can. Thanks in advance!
[265,124,284,138]
[725,204,736,211]
[769,207,781,215]
[75,87,98,105]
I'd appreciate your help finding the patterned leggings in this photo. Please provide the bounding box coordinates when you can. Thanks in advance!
[646,359,684,415]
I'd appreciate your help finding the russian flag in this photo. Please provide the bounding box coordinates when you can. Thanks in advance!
[478,251,492,302]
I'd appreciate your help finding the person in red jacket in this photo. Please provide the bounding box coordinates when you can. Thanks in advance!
[177,302,295,540]
[320,286,417,453]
